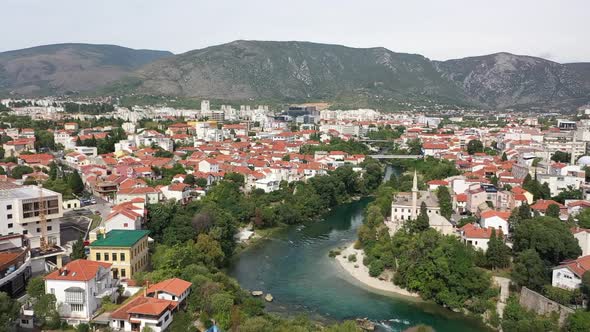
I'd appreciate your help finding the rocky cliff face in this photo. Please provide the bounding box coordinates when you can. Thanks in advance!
[134,40,466,106]
[434,53,589,108]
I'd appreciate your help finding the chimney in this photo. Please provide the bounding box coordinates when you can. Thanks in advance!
[144,281,149,297]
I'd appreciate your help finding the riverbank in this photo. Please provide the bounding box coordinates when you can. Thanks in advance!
[335,242,420,299]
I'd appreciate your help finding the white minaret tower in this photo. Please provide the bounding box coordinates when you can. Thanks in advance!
[411,170,418,220]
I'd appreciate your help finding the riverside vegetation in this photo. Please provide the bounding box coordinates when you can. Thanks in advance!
[132,159,384,331]
[355,159,590,331]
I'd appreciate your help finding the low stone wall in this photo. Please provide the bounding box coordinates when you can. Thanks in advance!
[519,287,574,325]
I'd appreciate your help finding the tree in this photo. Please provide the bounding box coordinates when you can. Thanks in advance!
[566,310,590,332]
[511,249,548,291]
[33,294,60,328]
[68,171,85,194]
[412,202,430,233]
[35,130,55,151]
[195,177,208,188]
[26,276,45,299]
[407,139,422,155]
[486,229,510,269]
[183,174,196,186]
[501,152,508,161]
[551,151,571,163]
[512,217,581,266]
[195,233,225,268]
[546,204,561,218]
[0,292,19,332]
[553,186,583,204]
[436,186,452,219]
[582,271,590,309]
[10,165,33,179]
[71,237,86,259]
[48,162,58,180]
[467,139,484,155]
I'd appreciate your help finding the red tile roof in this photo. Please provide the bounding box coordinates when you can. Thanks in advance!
[554,255,590,278]
[110,296,177,320]
[44,259,111,282]
[146,278,192,297]
[460,223,499,239]
[530,199,565,211]
[427,180,449,186]
[480,210,511,220]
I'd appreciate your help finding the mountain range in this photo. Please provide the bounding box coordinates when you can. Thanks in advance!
[1,41,589,110]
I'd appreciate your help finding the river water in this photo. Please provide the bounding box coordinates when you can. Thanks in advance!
[228,168,486,331]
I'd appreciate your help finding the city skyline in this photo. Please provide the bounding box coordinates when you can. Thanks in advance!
[3,0,589,63]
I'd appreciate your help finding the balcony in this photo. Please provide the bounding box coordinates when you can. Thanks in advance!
[0,248,31,287]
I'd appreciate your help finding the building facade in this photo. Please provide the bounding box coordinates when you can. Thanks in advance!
[88,230,149,279]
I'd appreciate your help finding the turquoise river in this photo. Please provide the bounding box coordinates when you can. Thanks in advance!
[228,196,489,331]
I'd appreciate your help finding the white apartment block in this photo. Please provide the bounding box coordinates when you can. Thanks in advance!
[0,183,63,249]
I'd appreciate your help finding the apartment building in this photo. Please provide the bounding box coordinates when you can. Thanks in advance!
[0,183,63,249]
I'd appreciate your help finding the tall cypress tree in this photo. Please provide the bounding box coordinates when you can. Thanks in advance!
[412,202,430,233]
[68,171,84,194]
[486,229,510,269]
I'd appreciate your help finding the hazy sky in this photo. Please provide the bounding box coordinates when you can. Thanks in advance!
[3,0,589,63]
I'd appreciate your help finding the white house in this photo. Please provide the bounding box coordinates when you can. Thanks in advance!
[105,210,142,233]
[254,178,280,193]
[146,278,192,304]
[198,159,220,173]
[116,187,160,205]
[109,296,176,332]
[479,210,511,236]
[572,228,590,257]
[160,183,192,204]
[44,259,118,325]
[459,224,495,252]
[552,255,590,290]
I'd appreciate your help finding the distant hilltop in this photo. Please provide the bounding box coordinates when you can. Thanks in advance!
[1,40,589,111]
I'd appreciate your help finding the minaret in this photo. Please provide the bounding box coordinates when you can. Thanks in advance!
[411,170,418,220]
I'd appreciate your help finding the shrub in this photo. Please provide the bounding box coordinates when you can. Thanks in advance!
[348,254,357,262]
[369,260,384,277]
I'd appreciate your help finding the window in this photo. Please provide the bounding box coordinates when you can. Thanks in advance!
[70,304,84,312]
[112,253,117,261]
[96,253,101,261]
[23,230,28,235]
[47,226,52,231]
[50,288,55,294]
[124,223,128,228]
[36,228,41,233]
[7,214,12,219]
[7,223,13,228]
[121,269,126,277]
[104,253,109,261]
[7,204,12,210]
[120,253,125,261]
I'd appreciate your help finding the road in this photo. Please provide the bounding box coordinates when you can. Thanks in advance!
[90,195,113,221]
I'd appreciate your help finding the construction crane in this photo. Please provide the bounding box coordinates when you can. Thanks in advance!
[38,184,51,252]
